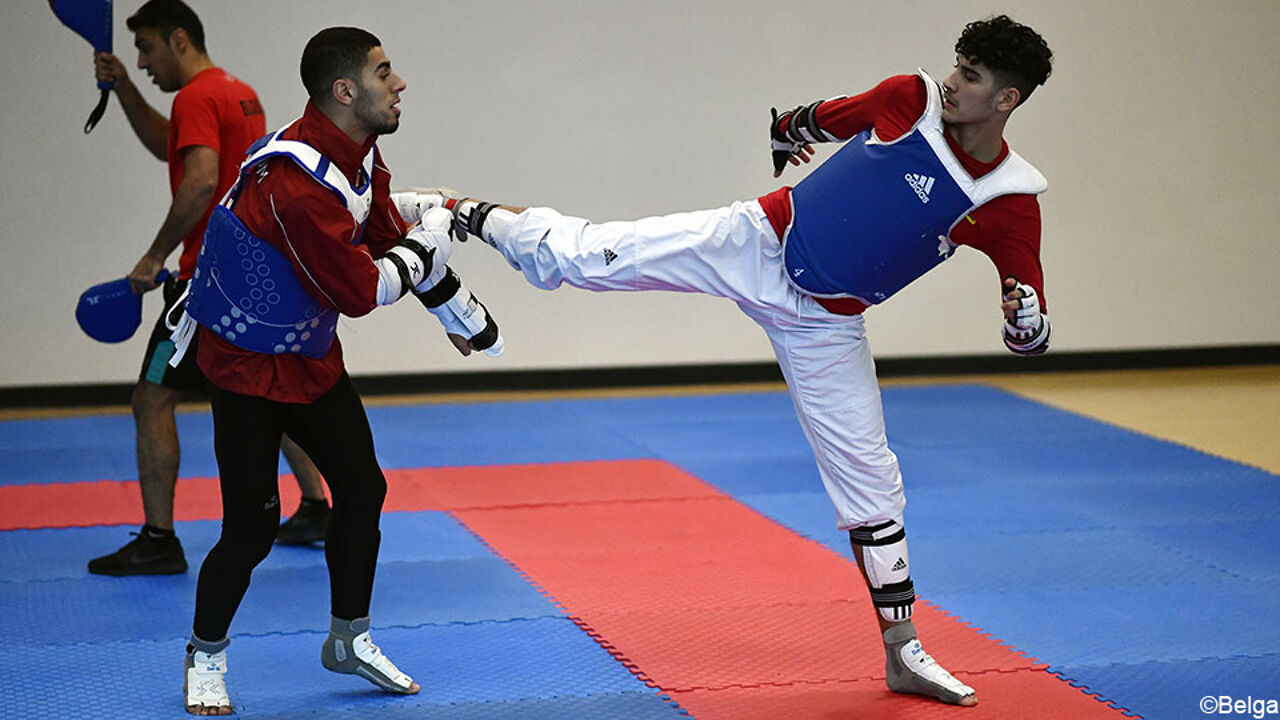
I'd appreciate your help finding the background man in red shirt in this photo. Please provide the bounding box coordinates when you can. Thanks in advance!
[87,0,331,577]
[441,14,1053,709]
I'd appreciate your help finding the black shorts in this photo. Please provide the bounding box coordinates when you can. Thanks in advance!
[138,276,206,393]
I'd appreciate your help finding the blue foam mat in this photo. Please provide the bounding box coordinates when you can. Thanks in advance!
[0,553,558,647]
[927,577,1280,667]
[0,618,672,719]
[1053,654,1280,720]
[3,384,1279,720]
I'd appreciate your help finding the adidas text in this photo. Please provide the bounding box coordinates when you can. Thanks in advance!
[904,173,935,204]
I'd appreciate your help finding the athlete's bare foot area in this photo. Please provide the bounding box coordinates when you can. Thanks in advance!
[185,703,234,716]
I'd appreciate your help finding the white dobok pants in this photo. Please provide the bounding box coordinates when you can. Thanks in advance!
[496,201,906,529]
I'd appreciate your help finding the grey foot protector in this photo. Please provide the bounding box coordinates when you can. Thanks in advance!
[882,621,974,705]
[321,616,414,693]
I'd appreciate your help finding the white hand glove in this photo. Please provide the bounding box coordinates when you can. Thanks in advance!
[1002,279,1050,354]
[390,186,461,225]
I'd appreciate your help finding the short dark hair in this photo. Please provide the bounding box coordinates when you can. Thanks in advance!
[300,27,382,104]
[126,0,207,55]
[955,15,1052,106]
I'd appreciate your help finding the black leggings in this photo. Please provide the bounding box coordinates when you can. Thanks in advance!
[193,373,386,642]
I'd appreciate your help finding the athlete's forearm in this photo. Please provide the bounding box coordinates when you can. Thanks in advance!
[113,78,170,161]
[144,170,217,262]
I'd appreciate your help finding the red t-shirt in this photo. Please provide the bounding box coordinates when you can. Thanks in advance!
[168,67,266,279]
[196,101,408,404]
[757,74,1046,315]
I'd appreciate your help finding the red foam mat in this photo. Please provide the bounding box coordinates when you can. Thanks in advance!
[576,603,1039,692]
[1,475,330,530]
[443,460,1131,719]
[671,669,1129,720]
[0,459,697,530]
[453,498,867,613]
[406,459,723,508]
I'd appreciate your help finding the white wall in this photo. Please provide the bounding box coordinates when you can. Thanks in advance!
[4,0,1278,387]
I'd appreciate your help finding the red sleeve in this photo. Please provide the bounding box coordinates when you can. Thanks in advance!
[361,148,409,259]
[778,74,926,142]
[170,82,222,155]
[950,194,1048,313]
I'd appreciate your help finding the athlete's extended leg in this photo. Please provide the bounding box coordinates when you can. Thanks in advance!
[453,198,792,306]
[747,306,976,706]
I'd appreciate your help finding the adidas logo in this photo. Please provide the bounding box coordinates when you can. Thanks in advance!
[793,267,805,277]
[891,557,907,572]
[904,173,935,204]
[603,248,618,265]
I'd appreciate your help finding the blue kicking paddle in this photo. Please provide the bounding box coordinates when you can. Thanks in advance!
[76,269,170,343]
[49,0,113,133]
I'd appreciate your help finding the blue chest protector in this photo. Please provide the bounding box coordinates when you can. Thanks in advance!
[785,69,1047,305]
[185,124,375,358]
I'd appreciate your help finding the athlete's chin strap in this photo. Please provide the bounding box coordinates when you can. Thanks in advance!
[849,519,916,622]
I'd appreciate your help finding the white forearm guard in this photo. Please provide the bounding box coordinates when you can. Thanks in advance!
[415,267,504,356]
[374,208,453,305]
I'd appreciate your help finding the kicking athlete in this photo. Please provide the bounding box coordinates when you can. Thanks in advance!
[171,26,500,715]
[410,14,1053,707]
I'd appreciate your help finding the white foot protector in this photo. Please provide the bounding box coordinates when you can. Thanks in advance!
[184,649,231,715]
[883,622,976,705]
[322,629,418,694]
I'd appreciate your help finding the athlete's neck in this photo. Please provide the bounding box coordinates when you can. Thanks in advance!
[943,118,1007,164]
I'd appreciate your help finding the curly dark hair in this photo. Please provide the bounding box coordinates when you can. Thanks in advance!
[954,15,1052,107]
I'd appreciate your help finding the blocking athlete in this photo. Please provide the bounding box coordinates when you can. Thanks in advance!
[172,27,501,715]
[87,0,331,577]
[431,15,1052,707]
